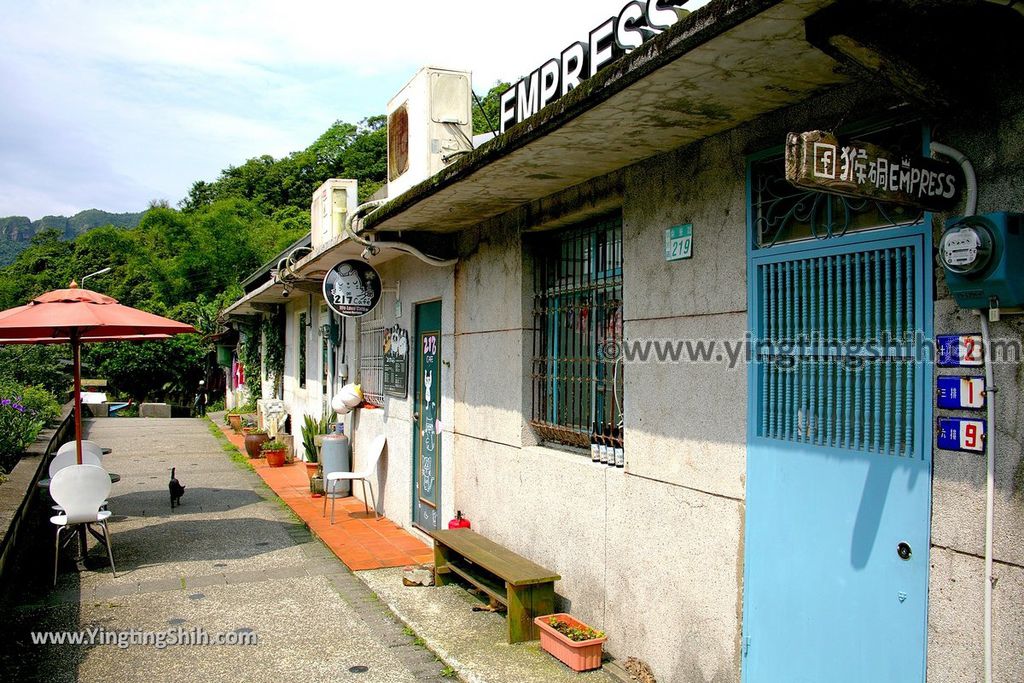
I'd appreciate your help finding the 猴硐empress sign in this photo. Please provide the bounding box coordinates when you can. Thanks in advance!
[785,130,964,211]
[499,1,691,134]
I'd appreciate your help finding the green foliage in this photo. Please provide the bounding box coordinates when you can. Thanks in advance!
[85,334,208,404]
[261,439,286,451]
[473,82,511,136]
[0,210,144,267]
[546,617,604,642]
[0,345,72,397]
[301,409,336,462]
[0,382,62,426]
[262,307,286,395]
[0,384,51,470]
[238,320,263,400]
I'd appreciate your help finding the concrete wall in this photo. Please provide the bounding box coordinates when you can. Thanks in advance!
[925,70,1024,683]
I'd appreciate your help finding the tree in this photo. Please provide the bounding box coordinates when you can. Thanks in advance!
[473,82,511,136]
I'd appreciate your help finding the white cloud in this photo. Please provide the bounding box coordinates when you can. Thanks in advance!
[0,0,710,218]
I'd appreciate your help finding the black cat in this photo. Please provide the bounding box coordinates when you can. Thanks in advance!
[169,467,185,508]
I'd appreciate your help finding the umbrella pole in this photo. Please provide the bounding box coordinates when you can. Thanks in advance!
[72,329,83,465]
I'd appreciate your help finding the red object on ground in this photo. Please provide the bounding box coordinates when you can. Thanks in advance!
[0,282,196,464]
[448,510,471,529]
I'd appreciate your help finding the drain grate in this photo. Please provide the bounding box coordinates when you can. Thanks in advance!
[348,666,369,674]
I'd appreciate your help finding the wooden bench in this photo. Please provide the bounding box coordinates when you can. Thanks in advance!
[429,529,560,643]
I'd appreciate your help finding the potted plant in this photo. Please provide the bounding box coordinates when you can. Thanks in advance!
[244,427,269,458]
[261,439,287,467]
[226,410,243,434]
[301,410,336,496]
[534,614,607,672]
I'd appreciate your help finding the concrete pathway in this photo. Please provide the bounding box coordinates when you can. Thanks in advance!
[0,417,455,683]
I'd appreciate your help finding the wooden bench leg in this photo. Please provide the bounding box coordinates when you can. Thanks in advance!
[506,582,555,643]
[433,543,451,586]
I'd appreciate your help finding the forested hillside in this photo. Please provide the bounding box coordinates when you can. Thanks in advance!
[0,209,144,265]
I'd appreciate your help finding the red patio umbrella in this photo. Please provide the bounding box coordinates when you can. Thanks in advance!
[0,283,196,464]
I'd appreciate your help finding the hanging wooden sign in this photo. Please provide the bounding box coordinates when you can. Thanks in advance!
[785,130,964,211]
[383,324,409,398]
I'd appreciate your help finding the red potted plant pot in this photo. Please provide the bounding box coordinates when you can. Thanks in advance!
[261,440,287,467]
[534,614,607,672]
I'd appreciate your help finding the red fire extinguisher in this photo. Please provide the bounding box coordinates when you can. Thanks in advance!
[448,510,471,529]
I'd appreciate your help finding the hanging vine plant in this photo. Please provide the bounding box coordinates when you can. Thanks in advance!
[262,306,286,396]
[239,318,263,403]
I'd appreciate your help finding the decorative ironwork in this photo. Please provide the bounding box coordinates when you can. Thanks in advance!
[753,122,926,248]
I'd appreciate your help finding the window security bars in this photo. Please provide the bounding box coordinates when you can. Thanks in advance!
[755,245,918,457]
[531,214,624,452]
[359,304,385,407]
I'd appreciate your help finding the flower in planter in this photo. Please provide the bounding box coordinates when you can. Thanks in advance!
[547,617,605,642]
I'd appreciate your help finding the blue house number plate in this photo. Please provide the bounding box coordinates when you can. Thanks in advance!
[937,334,984,367]
[936,376,985,409]
[937,417,986,453]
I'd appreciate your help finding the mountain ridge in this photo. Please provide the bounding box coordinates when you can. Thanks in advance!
[0,209,144,264]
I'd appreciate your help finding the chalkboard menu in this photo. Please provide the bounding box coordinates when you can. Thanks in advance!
[383,325,409,398]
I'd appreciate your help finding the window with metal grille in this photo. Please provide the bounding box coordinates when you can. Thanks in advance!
[531,214,624,451]
[751,121,924,248]
[359,304,385,407]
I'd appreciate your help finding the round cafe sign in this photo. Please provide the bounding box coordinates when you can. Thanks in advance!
[322,259,382,318]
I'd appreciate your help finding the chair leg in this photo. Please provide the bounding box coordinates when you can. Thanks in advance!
[322,479,329,517]
[366,480,379,520]
[100,521,117,577]
[330,481,337,525]
[360,480,369,516]
[53,526,63,586]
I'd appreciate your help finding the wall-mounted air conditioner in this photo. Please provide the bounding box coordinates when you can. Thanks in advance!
[310,179,358,251]
[387,66,473,199]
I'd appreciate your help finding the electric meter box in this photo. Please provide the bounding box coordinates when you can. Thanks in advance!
[940,211,1024,309]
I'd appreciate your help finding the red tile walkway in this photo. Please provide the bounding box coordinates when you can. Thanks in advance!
[218,423,433,571]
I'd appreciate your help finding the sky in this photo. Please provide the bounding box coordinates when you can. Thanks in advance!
[0,0,708,220]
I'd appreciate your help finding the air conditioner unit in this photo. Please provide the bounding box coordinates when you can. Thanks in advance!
[311,179,358,251]
[387,66,473,199]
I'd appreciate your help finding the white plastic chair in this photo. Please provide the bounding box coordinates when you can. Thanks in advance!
[323,435,386,523]
[49,450,108,511]
[49,450,103,478]
[49,464,116,584]
[56,441,104,460]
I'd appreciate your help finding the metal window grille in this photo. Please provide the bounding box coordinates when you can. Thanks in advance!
[359,304,386,407]
[531,214,624,450]
[754,245,919,457]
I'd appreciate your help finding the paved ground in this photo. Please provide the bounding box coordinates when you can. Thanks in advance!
[0,417,457,683]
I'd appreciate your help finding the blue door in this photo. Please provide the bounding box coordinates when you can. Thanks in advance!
[743,231,932,682]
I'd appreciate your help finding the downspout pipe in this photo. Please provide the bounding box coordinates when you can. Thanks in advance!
[932,141,991,683]
[344,200,459,268]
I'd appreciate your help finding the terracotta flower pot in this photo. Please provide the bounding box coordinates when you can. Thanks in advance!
[228,414,242,434]
[304,461,319,480]
[263,448,286,467]
[244,433,269,458]
[534,614,607,672]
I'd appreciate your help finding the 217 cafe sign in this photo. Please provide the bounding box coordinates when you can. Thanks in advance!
[785,130,964,211]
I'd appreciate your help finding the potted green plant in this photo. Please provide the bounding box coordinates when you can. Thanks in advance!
[244,427,269,458]
[261,439,287,467]
[301,410,336,496]
[534,614,607,672]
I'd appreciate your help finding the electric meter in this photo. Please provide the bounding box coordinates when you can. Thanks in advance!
[939,218,994,276]
[941,212,1024,309]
